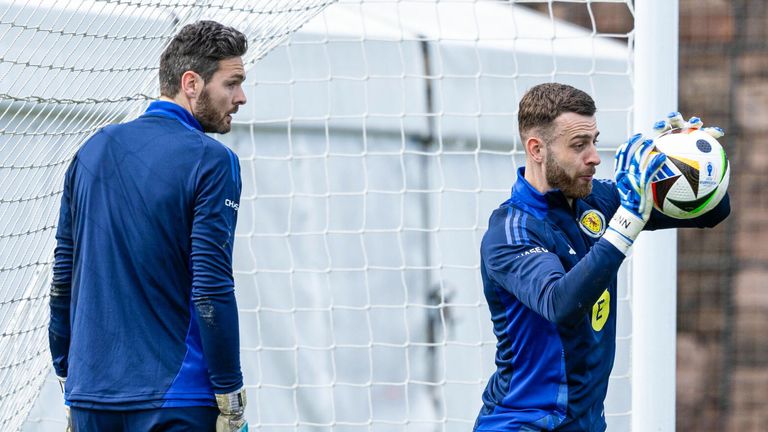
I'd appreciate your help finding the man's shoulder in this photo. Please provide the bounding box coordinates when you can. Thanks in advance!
[483,203,550,247]
[95,115,198,143]
[104,117,234,155]
[196,135,238,167]
[200,134,235,153]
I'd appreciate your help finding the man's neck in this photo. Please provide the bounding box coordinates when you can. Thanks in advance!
[523,164,547,194]
[522,162,574,207]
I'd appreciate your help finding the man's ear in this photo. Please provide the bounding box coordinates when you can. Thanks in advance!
[525,136,546,164]
[180,71,203,99]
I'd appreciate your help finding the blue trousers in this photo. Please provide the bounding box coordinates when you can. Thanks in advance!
[70,406,218,432]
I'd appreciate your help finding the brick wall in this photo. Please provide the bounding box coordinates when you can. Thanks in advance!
[679,1,768,430]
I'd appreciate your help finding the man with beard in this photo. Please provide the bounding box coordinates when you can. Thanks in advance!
[473,83,730,432]
[50,21,248,431]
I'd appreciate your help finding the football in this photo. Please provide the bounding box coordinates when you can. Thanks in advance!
[650,129,730,219]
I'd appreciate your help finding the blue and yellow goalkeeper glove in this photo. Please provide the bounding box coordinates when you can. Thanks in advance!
[216,388,248,432]
[603,133,667,254]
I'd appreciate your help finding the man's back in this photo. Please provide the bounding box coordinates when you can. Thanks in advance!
[52,106,242,409]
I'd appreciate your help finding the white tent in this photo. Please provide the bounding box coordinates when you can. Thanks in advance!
[246,0,632,146]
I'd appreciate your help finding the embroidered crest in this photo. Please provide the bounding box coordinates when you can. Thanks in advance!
[579,209,606,238]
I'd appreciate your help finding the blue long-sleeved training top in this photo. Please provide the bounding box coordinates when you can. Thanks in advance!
[474,167,730,432]
[49,101,243,410]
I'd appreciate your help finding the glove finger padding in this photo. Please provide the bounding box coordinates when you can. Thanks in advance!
[653,112,683,134]
[625,143,647,198]
[686,116,702,130]
[701,126,725,139]
[668,112,686,130]
[652,111,725,139]
[638,146,667,220]
[630,138,666,220]
[614,133,643,184]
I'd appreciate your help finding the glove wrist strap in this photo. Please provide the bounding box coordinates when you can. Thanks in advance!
[216,388,247,415]
[603,207,645,255]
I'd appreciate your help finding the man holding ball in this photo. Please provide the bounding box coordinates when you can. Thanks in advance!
[474,83,730,432]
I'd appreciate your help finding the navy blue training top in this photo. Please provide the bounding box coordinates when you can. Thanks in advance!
[474,167,730,431]
[49,101,243,410]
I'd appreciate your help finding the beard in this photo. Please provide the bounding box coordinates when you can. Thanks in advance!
[194,87,232,134]
[545,152,593,199]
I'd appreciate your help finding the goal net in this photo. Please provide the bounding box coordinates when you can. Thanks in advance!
[1,1,666,431]
[0,0,333,430]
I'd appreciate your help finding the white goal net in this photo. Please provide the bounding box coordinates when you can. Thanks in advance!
[0,1,665,431]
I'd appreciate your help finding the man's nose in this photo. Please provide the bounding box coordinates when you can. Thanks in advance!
[234,86,247,105]
[586,144,601,166]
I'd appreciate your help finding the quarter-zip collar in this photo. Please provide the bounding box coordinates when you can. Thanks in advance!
[508,167,573,219]
[142,100,204,132]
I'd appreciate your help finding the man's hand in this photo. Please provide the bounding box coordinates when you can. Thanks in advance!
[653,111,724,139]
[56,375,72,432]
[216,388,248,432]
[603,133,667,254]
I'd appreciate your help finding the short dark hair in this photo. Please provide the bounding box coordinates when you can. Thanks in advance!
[518,83,596,142]
[159,20,248,97]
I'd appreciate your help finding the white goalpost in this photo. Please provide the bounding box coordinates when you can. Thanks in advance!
[0,1,677,431]
[631,1,678,430]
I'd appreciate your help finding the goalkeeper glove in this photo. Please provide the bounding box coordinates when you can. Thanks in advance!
[603,133,667,255]
[56,375,72,432]
[216,388,248,432]
[653,111,724,139]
